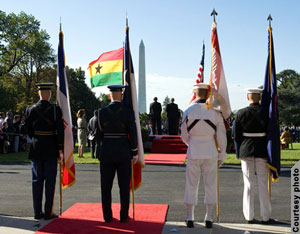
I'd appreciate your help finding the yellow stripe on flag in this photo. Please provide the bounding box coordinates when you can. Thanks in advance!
[90,60,123,77]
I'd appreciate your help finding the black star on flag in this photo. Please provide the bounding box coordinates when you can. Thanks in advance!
[95,64,102,74]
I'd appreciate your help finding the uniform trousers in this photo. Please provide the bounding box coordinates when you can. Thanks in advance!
[184,158,218,206]
[31,158,57,216]
[151,117,162,135]
[241,157,272,221]
[100,161,131,221]
[168,117,178,135]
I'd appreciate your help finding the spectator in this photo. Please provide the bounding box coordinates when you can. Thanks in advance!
[149,97,162,135]
[87,110,100,159]
[0,112,5,129]
[166,98,179,135]
[77,109,88,158]
[13,115,21,152]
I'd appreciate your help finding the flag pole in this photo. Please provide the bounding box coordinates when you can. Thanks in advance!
[216,164,220,223]
[131,160,135,220]
[268,171,271,200]
[59,160,63,215]
[126,17,135,220]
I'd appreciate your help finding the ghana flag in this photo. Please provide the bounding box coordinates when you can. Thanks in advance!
[89,47,124,88]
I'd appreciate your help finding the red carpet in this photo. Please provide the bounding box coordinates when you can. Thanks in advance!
[149,135,187,154]
[35,203,168,234]
[145,153,186,165]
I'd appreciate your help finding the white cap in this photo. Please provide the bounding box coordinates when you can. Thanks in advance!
[247,88,263,94]
[193,83,210,90]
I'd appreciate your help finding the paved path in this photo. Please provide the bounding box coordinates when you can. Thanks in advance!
[0,163,291,233]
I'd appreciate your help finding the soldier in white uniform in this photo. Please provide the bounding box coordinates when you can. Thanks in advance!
[233,88,272,224]
[181,83,227,228]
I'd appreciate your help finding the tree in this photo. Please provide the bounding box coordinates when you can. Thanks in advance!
[162,96,170,112]
[0,10,55,111]
[98,93,110,108]
[277,69,300,126]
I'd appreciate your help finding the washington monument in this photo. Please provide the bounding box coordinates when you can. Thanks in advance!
[138,40,146,113]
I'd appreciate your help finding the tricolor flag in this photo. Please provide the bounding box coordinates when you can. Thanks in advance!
[207,21,231,119]
[57,27,75,188]
[189,42,205,104]
[89,48,124,88]
[261,24,280,182]
[122,20,144,191]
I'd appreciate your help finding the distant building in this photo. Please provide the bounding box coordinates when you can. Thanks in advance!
[138,40,146,113]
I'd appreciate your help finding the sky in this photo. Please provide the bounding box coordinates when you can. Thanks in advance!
[1,0,300,112]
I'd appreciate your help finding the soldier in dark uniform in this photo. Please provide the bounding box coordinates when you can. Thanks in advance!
[233,88,272,224]
[149,97,162,135]
[25,83,64,220]
[166,98,179,135]
[95,85,138,223]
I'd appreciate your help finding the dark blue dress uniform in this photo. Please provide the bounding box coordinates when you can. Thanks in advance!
[166,102,179,135]
[95,98,137,222]
[25,85,64,219]
[149,99,162,135]
[233,103,268,158]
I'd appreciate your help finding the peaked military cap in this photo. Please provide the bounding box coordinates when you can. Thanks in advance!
[247,88,263,94]
[193,83,210,90]
[36,83,54,90]
[107,84,125,91]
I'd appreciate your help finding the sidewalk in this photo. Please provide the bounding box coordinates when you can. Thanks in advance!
[0,216,291,234]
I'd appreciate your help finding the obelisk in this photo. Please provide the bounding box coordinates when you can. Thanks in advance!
[138,40,146,113]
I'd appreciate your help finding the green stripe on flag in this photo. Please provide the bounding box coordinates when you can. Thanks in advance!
[91,72,123,88]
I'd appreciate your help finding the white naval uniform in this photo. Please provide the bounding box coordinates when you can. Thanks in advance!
[241,157,272,221]
[181,101,227,220]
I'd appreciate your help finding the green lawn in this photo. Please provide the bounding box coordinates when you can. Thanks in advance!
[1,143,299,165]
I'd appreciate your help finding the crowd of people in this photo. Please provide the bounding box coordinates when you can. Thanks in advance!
[0,111,31,154]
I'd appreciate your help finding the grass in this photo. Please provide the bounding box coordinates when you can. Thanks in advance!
[1,143,299,165]
[224,142,300,165]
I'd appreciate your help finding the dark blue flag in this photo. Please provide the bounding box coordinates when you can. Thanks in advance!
[261,26,280,182]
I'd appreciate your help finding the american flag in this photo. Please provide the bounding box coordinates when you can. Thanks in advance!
[189,43,205,104]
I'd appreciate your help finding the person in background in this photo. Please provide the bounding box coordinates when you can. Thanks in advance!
[280,127,292,149]
[88,110,100,159]
[149,97,162,135]
[166,98,179,135]
[13,115,21,152]
[77,109,87,158]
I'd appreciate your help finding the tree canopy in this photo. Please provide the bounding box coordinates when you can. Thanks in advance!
[277,69,300,127]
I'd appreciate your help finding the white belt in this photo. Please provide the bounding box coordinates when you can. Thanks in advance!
[190,135,214,140]
[243,132,266,137]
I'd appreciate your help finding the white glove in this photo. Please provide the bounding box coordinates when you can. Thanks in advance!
[132,156,138,164]
[59,150,64,164]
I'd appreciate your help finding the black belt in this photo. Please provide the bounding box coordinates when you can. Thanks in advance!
[104,133,128,138]
[34,130,56,136]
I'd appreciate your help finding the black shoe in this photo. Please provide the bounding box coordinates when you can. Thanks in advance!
[261,219,275,225]
[120,217,130,223]
[105,218,112,223]
[44,213,58,220]
[246,219,259,224]
[185,220,194,228]
[205,220,213,228]
[34,212,44,220]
